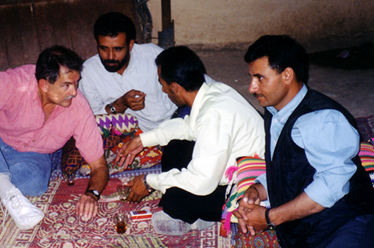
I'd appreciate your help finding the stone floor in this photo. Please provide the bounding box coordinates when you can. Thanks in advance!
[196,47,374,118]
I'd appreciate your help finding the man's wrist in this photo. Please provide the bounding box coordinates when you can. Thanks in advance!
[109,102,117,114]
[85,189,100,201]
[143,175,154,193]
[265,208,276,230]
[107,99,128,114]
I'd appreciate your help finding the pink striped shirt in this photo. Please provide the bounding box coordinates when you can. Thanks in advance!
[0,65,103,163]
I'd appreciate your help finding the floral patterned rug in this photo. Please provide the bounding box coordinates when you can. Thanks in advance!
[0,176,231,248]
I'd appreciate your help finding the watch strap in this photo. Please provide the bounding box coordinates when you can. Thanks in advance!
[265,208,276,230]
[85,189,100,201]
[109,103,117,114]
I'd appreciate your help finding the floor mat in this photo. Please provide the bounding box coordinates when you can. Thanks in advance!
[0,177,231,248]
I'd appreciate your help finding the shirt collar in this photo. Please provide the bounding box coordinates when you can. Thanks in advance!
[187,82,209,126]
[267,84,308,120]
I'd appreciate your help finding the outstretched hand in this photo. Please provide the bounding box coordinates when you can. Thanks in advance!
[76,194,99,221]
[115,136,144,169]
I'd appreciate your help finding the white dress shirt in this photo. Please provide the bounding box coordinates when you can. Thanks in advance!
[141,82,265,196]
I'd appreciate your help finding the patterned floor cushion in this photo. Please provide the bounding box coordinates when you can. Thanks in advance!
[61,113,162,180]
[231,224,280,248]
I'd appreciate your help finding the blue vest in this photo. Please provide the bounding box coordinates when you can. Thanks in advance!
[264,89,374,248]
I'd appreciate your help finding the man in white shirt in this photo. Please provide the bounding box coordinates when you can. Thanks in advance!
[79,12,177,132]
[115,46,265,234]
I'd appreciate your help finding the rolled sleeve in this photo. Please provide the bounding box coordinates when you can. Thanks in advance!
[295,110,359,207]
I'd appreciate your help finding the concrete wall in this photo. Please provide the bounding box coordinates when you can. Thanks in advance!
[148,0,374,52]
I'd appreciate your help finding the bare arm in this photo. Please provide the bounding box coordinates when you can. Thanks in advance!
[235,185,325,234]
[268,191,325,227]
[75,155,109,220]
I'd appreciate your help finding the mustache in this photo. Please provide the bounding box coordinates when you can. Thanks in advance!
[65,95,75,100]
[253,93,264,98]
[104,59,119,64]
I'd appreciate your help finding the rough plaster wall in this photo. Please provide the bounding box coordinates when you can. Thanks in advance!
[147,0,374,52]
[0,0,141,70]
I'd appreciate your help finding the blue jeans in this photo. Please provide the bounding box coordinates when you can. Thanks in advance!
[0,137,51,196]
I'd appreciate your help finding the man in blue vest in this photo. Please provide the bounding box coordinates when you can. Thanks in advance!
[234,35,374,248]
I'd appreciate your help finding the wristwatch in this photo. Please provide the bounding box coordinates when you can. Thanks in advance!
[85,189,100,201]
[265,208,276,230]
[109,103,117,114]
[143,175,154,193]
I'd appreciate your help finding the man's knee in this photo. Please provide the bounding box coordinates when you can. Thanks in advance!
[161,140,195,171]
[10,157,51,196]
[161,186,225,223]
[17,181,49,196]
[319,214,374,248]
[161,187,198,223]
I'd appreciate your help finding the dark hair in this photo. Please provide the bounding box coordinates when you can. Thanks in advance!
[94,12,136,44]
[155,46,206,92]
[244,35,309,84]
[35,45,83,84]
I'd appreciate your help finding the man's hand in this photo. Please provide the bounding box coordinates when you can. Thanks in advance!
[118,90,146,112]
[233,184,265,235]
[76,194,99,221]
[234,203,268,235]
[75,155,108,221]
[124,175,150,202]
[115,136,144,169]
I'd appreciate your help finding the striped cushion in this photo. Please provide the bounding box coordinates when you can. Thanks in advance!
[235,156,266,201]
[221,156,266,224]
[62,113,161,179]
[359,141,374,187]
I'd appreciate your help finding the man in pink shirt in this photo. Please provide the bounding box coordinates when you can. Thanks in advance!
[0,46,109,230]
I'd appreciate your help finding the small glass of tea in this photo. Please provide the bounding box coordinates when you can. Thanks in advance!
[117,184,130,201]
[114,213,128,234]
